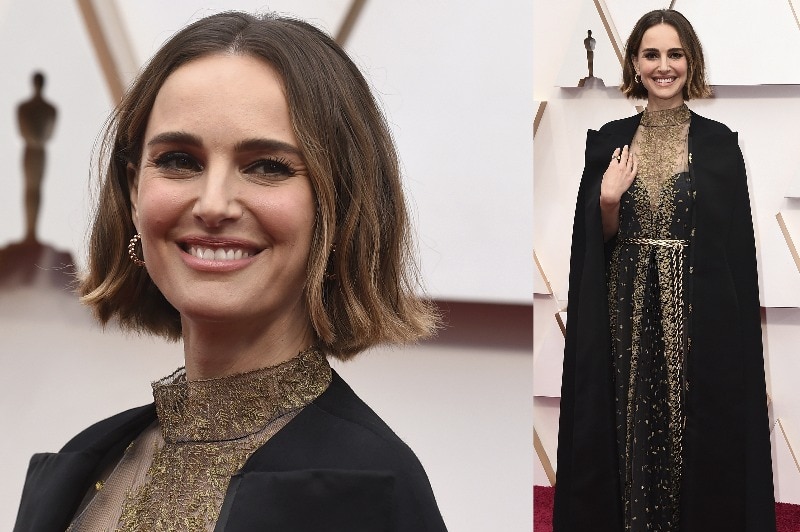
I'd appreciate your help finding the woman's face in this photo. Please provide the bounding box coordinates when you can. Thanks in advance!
[633,23,688,111]
[129,53,316,334]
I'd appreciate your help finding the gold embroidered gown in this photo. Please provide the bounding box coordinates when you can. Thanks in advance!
[67,347,331,532]
[607,104,691,532]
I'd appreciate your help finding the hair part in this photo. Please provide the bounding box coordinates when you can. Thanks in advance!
[620,9,712,101]
[79,11,438,359]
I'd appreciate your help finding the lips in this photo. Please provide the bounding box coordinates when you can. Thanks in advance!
[653,76,676,85]
[179,238,262,262]
[188,246,252,261]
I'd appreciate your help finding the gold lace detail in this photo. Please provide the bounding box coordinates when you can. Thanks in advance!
[632,104,690,209]
[114,347,331,531]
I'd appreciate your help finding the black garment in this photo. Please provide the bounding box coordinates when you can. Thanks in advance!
[553,111,775,531]
[611,169,693,531]
[14,371,447,532]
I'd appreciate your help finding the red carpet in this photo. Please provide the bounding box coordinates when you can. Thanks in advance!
[534,485,800,531]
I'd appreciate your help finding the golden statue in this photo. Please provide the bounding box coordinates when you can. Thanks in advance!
[17,72,57,243]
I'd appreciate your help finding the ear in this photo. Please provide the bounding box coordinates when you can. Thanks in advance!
[127,163,141,230]
[632,56,640,75]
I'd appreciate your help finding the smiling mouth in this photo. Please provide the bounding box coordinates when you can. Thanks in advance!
[185,245,258,261]
[654,76,676,85]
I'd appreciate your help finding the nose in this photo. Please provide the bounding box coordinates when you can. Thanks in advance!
[658,55,669,72]
[192,167,243,227]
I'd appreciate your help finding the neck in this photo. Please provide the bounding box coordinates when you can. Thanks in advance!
[646,98,685,113]
[180,312,315,380]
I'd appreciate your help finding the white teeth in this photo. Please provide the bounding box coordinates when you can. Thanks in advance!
[189,246,252,261]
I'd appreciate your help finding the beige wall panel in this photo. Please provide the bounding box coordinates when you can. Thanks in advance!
[344,1,534,303]
[533,294,564,399]
[677,0,800,85]
[534,429,554,486]
[532,396,560,487]
[772,419,800,504]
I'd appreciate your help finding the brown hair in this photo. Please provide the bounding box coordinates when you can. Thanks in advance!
[79,11,438,359]
[621,9,712,100]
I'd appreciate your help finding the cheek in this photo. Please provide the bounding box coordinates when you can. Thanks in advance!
[253,188,317,245]
[136,180,187,234]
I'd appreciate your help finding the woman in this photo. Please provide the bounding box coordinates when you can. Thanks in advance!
[553,9,775,532]
[13,12,446,532]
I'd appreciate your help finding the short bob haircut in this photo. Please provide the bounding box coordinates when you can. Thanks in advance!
[621,9,712,101]
[79,11,438,360]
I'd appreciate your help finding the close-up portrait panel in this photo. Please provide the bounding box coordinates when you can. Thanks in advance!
[0,1,533,531]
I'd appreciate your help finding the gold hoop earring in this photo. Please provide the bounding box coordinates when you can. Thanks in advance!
[128,233,146,267]
[634,73,641,84]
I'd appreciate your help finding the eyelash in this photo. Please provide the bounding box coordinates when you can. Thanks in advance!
[152,152,297,180]
[244,157,296,179]
[643,52,684,60]
[154,152,200,172]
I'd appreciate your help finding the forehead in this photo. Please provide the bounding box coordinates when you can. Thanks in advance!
[156,53,286,108]
[639,23,683,49]
[145,53,296,145]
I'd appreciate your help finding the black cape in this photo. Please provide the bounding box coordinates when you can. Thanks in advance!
[553,111,775,531]
[14,371,448,532]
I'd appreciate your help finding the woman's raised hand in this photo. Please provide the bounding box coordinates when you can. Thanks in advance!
[600,145,637,206]
[599,145,637,241]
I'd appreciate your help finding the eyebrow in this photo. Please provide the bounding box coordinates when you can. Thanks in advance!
[146,131,203,148]
[641,47,684,53]
[146,131,302,158]
[234,138,303,158]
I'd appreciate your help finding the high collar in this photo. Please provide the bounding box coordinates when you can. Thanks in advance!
[641,103,690,127]
[153,347,331,443]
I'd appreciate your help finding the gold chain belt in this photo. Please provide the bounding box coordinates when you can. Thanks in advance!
[620,237,688,248]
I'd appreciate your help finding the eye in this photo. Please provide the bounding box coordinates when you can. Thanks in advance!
[154,152,202,173]
[243,157,296,181]
[643,51,658,60]
[669,51,684,60]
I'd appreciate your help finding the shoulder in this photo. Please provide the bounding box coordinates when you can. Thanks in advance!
[242,371,446,528]
[581,113,640,170]
[244,370,439,497]
[60,404,155,453]
[286,371,430,473]
[690,111,734,136]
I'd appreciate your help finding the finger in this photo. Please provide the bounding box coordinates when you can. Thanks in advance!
[611,147,621,163]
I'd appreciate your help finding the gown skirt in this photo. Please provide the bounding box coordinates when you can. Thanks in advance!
[607,171,692,532]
